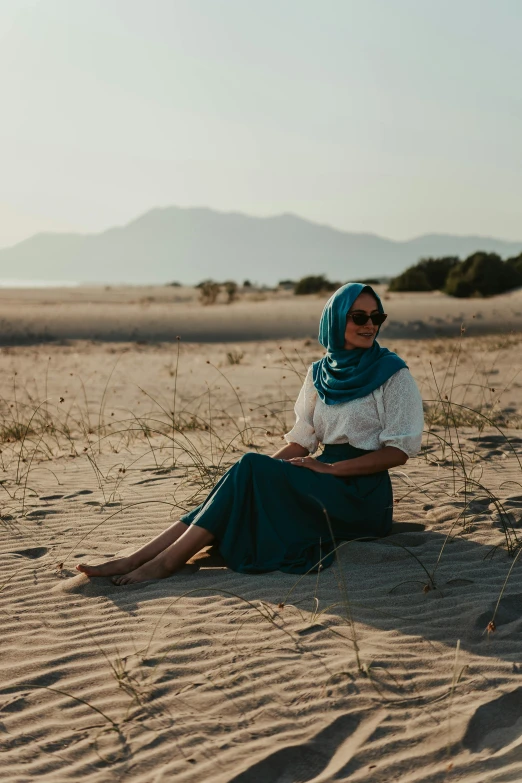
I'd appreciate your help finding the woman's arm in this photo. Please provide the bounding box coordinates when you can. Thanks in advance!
[280,367,319,456]
[329,446,408,475]
[272,442,310,460]
[288,445,407,475]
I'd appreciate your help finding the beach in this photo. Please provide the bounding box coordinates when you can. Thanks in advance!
[1,287,522,782]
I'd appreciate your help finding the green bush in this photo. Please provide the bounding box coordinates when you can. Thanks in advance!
[389,256,459,292]
[444,252,522,298]
[388,267,431,292]
[506,253,522,277]
[294,275,340,295]
[420,257,460,289]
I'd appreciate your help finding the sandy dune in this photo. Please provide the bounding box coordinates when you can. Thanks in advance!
[1,324,522,781]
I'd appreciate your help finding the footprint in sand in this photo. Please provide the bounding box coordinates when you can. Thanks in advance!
[52,573,119,595]
[12,547,48,559]
[426,502,480,524]
[386,531,426,548]
[63,490,93,499]
[26,509,59,519]
[489,498,522,528]
[462,687,522,753]
[132,476,172,485]
[228,711,384,783]
[469,434,522,446]
[495,496,522,527]
[0,695,29,713]
[475,594,522,634]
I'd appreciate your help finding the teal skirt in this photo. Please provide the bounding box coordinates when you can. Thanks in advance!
[180,443,393,574]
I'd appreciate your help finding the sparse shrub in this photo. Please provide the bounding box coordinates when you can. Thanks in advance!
[355,278,381,285]
[0,421,34,443]
[198,280,221,305]
[226,349,244,365]
[166,281,181,287]
[223,281,238,303]
[445,252,522,298]
[242,279,252,288]
[278,279,296,290]
[294,275,341,295]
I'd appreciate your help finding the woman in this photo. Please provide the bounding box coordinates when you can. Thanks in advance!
[77,283,424,585]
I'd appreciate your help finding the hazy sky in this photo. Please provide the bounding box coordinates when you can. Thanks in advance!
[1,0,521,248]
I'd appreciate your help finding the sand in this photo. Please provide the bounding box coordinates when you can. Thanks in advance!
[1,290,522,782]
[0,284,521,343]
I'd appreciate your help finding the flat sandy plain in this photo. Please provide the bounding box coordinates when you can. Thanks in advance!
[0,283,521,343]
[1,286,522,783]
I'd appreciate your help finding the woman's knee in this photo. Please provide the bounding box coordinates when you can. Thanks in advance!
[237,452,272,471]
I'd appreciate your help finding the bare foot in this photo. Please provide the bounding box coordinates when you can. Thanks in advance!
[111,554,173,585]
[76,557,136,577]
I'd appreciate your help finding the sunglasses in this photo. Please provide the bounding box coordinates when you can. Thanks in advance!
[347,312,388,326]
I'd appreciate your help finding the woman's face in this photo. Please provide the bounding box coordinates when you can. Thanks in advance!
[344,291,380,350]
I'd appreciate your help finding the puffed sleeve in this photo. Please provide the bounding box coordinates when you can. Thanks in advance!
[284,366,319,453]
[378,368,424,457]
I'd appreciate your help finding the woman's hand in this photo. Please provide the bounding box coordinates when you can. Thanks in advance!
[288,456,333,474]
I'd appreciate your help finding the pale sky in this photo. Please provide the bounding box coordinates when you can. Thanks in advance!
[1,0,521,249]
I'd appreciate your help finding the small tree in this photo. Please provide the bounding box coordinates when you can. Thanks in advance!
[198,279,221,305]
[223,280,238,303]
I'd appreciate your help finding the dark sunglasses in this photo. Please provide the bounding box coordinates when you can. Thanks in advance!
[347,312,388,326]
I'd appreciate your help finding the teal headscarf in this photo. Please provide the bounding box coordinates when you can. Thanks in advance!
[312,283,407,405]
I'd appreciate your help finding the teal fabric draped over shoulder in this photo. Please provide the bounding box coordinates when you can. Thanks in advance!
[312,283,407,406]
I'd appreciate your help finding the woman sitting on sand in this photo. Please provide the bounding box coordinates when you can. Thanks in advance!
[78,283,424,585]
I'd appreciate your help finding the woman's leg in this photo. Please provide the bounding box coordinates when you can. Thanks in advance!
[112,524,215,585]
[76,520,191,577]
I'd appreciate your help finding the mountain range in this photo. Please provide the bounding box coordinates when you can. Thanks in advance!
[1,206,521,285]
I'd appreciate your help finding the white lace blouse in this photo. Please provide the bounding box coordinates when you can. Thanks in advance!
[285,366,424,457]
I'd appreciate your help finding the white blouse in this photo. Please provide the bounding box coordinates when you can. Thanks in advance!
[285,366,424,457]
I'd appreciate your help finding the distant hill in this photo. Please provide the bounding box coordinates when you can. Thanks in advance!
[0,206,521,285]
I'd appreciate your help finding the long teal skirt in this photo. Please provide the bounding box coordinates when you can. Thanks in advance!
[180,443,393,575]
